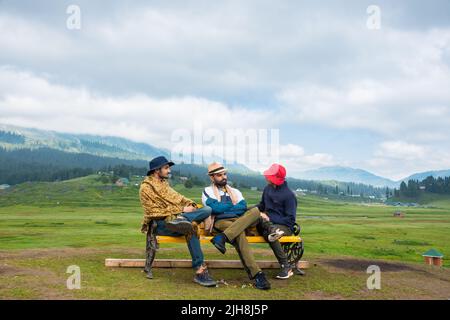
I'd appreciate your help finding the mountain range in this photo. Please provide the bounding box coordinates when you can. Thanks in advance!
[1,123,449,188]
[0,123,252,174]
[298,166,450,188]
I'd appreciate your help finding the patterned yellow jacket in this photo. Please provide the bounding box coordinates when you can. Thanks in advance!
[139,175,196,224]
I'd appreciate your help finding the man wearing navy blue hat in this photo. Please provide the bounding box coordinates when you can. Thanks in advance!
[139,156,216,287]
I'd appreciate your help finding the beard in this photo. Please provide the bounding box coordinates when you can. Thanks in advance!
[158,172,171,180]
[215,179,227,187]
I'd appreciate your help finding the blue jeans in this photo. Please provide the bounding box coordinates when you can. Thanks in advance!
[155,206,212,269]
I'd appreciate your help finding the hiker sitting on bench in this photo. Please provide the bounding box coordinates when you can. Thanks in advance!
[203,162,278,290]
[256,163,303,279]
[139,156,217,287]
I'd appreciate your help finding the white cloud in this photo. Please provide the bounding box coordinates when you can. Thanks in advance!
[0,13,77,61]
[0,67,271,144]
[367,140,450,180]
[276,144,335,177]
[277,28,450,144]
[0,67,330,174]
[375,141,426,160]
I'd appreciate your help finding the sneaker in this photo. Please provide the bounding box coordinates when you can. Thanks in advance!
[276,264,294,279]
[194,267,217,287]
[145,269,153,279]
[210,233,228,254]
[254,271,271,290]
[268,228,285,242]
[166,217,194,235]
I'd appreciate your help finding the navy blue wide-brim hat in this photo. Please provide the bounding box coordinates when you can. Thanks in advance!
[147,156,175,175]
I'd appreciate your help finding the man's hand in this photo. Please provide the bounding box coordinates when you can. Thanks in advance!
[140,223,149,234]
[183,205,196,213]
[260,212,270,221]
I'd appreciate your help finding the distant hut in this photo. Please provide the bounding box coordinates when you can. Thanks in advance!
[393,211,405,218]
[422,249,444,267]
[115,177,130,187]
[0,184,10,190]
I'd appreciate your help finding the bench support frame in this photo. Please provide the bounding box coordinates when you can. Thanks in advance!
[142,220,306,276]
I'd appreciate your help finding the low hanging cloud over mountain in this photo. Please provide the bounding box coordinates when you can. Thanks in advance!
[1,0,449,180]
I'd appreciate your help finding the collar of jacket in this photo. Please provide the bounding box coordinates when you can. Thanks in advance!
[147,175,168,185]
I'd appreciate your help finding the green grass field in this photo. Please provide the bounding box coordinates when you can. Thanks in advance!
[1,174,450,299]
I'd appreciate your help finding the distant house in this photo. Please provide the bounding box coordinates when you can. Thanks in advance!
[115,178,130,187]
[250,187,258,191]
[179,176,188,181]
[0,184,10,190]
[393,211,405,218]
[422,249,444,267]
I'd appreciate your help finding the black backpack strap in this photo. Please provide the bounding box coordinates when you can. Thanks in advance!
[203,190,211,199]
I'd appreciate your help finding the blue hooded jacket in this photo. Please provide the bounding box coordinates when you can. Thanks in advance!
[202,188,247,220]
[257,181,297,230]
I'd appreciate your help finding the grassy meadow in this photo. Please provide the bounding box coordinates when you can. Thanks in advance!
[1,174,450,299]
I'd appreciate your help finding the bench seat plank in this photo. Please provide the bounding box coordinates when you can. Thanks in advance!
[156,235,302,243]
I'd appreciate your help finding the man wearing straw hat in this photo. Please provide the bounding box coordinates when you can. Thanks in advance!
[202,162,274,290]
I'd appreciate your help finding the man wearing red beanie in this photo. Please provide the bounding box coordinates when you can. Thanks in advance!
[256,163,298,279]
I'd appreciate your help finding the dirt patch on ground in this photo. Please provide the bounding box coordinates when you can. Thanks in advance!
[0,264,53,277]
[319,257,418,272]
[0,262,76,300]
[0,247,144,260]
[316,256,450,299]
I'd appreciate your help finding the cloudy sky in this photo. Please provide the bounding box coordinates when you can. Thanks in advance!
[1,0,450,180]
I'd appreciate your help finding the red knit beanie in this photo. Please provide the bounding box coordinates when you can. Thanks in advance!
[263,163,286,186]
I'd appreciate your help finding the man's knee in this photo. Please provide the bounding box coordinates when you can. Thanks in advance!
[246,207,260,218]
[214,219,233,231]
[183,206,211,222]
[197,206,212,220]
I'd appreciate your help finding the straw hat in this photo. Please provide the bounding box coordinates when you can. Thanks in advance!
[207,162,227,175]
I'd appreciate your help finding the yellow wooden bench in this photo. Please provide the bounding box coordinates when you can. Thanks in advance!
[105,222,307,274]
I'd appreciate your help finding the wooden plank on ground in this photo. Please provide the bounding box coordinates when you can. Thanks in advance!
[105,258,309,269]
[156,235,302,243]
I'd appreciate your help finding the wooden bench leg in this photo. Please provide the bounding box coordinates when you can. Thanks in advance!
[144,221,158,279]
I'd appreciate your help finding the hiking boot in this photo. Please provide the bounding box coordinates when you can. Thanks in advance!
[166,217,194,235]
[145,269,153,279]
[276,264,294,279]
[268,228,285,242]
[194,266,217,287]
[254,271,271,290]
[210,233,228,254]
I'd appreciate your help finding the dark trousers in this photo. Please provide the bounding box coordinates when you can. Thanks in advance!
[256,219,292,266]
